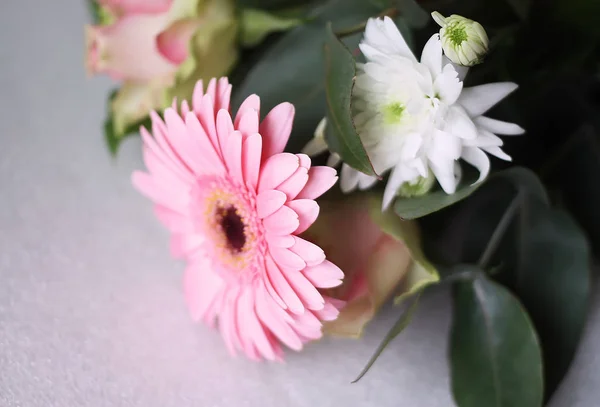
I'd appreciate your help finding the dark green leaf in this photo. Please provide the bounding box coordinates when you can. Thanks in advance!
[353,292,422,382]
[451,277,544,407]
[232,0,385,153]
[395,0,429,29]
[514,200,591,396]
[87,0,101,23]
[394,177,483,220]
[239,8,304,48]
[323,24,376,176]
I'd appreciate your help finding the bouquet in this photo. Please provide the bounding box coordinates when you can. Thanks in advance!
[85,0,600,406]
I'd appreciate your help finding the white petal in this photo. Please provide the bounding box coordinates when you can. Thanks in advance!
[482,146,512,161]
[326,153,341,168]
[358,173,379,190]
[428,130,462,161]
[361,17,416,62]
[382,164,406,210]
[445,106,478,139]
[302,136,328,156]
[443,55,469,81]
[461,147,490,184]
[475,116,525,135]
[430,158,458,194]
[459,82,519,116]
[401,133,423,160]
[434,64,463,105]
[464,129,503,147]
[420,34,442,77]
[340,164,360,193]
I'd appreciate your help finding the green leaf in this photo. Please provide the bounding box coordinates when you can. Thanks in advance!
[323,24,377,176]
[451,277,544,407]
[87,0,101,23]
[353,292,422,382]
[394,177,483,220]
[232,0,385,153]
[514,200,591,396]
[239,8,304,48]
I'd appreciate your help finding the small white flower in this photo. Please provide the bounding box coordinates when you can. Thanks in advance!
[343,16,524,210]
[432,12,489,67]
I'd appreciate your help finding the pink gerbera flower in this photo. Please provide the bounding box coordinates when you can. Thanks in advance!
[132,77,344,361]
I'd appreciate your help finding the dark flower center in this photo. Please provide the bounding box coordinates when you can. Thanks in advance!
[219,206,246,253]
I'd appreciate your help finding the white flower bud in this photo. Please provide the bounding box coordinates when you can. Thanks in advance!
[431,12,489,67]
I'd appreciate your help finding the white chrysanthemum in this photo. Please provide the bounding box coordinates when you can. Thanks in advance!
[432,12,489,67]
[341,16,524,210]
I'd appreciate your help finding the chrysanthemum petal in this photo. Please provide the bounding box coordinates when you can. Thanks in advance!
[461,146,490,183]
[459,82,519,117]
[260,102,295,159]
[445,106,478,140]
[475,116,525,135]
[286,199,319,234]
[289,237,325,267]
[242,133,262,190]
[481,146,512,161]
[382,164,405,211]
[257,190,287,219]
[258,153,299,192]
[421,34,442,76]
[340,164,361,193]
[297,166,338,200]
[430,158,459,194]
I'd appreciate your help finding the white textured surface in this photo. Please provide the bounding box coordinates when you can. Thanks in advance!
[0,1,599,406]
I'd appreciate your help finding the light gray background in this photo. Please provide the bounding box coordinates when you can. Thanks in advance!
[0,1,598,406]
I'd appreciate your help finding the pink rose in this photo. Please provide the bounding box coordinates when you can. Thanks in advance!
[303,194,438,337]
[85,0,238,137]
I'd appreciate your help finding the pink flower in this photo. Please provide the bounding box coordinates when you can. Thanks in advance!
[86,0,238,138]
[303,195,415,338]
[132,77,344,360]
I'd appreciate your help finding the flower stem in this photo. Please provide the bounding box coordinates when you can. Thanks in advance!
[335,7,398,38]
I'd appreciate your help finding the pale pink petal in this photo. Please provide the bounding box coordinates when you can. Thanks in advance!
[262,269,288,309]
[258,153,299,193]
[256,190,287,219]
[265,233,295,248]
[142,142,189,192]
[225,131,244,183]
[255,283,303,350]
[265,256,304,314]
[302,260,344,289]
[206,78,218,108]
[237,109,260,138]
[192,80,205,112]
[289,237,325,267]
[276,167,309,201]
[99,0,172,15]
[164,108,206,175]
[259,102,295,160]
[297,153,311,170]
[140,127,193,184]
[196,94,220,155]
[131,171,187,212]
[86,14,175,81]
[184,112,225,175]
[215,77,232,112]
[216,109,235,158]
[313,300,341,321]
[263,206,299,235]
[280,267,325,310]
[153,205,190,231]
[297,166,338,200]
[183,263,223,322]
[156,19,201,65]
[238,287,276,361]
[269,247,306,271]
[219,295,238,356]
[170,233,204,259]
[290,312,323,340]
[242,133,262,190]
[286,199,319,234]
[235,95,261,128]
[150,111,195,178]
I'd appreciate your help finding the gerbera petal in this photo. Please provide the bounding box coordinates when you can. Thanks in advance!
[263,205,299,235]
[313,300,341,321]
[140,127,193,184]
[297,166,338,200]
[475,116,525,135]
[266,233,295,248]
[260,102,295,159]
[184,112,225,175]
[265,256,304,314]
[132,171,187,212]
[277,167,309,201]
[216,109,235,157]
[297,153,311,170]
[242,133,262,190]
[461,146,490,184]
[153,205,190,231]
[183,263,223,322]
[258,153,299,192]
[170,233,204,259]
[289,237,325,267]
[257,190,287,219]
[219,294,238,356]
[280,267,324,311]
[286,199,319,234]
[196,95,220,155]
[215,77,232,112]
[255,284,303,350]
[270,247,306,271]
[235,94,261,128]
[225,130,244,183]
[302,260,344,288]
[238,288,276,361]
[290,311,323,340]
[420,34,442,76]
[237,108,260,138]
[459,82,519,117]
